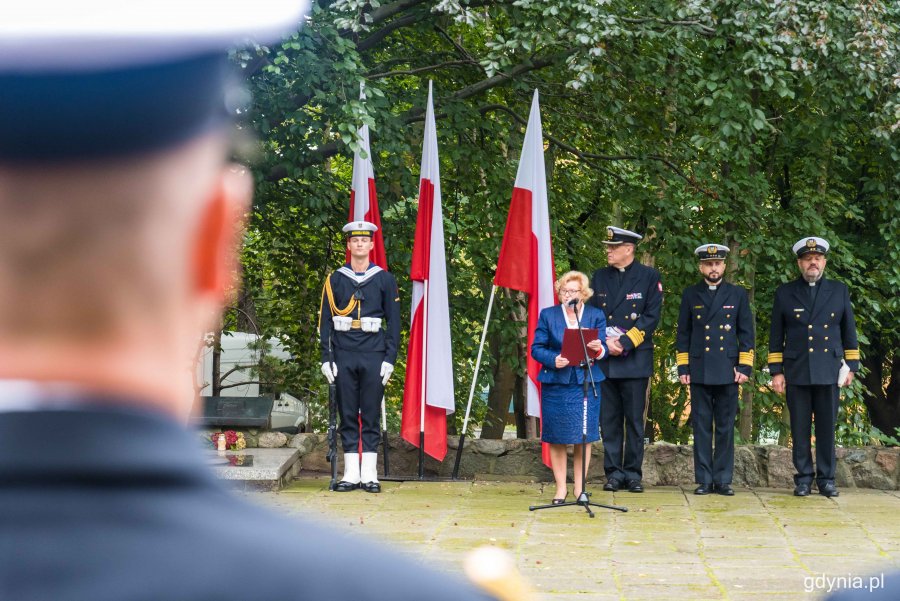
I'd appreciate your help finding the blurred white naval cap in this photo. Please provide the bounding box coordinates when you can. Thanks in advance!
[0,1,310,161]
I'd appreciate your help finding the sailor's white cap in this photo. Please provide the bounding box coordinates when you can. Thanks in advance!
[343,221,379,236]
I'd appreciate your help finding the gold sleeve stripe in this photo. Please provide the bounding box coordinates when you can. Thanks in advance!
[739,351,754,366]
[676,352,689,366]
[844,350,860,360]
[768,352,783,363]
[626,327,645,348]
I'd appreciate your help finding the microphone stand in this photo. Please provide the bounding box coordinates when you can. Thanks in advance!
[530,299,627,517]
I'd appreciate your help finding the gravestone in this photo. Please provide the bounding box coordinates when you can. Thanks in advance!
[191,396,273,428]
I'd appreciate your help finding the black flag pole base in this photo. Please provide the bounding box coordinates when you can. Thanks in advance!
[379,431,472,482]
[529,490,628,518]
[379,474,461,482]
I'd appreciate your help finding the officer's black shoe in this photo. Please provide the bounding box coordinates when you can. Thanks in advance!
[361,481,381,494]
[694,483,713,495]
[335,480,359,492]
[626,479,644,493]
[793,483,811,497]
[818,482,839,498]
[603,478,622,492]
[715,484,735,496]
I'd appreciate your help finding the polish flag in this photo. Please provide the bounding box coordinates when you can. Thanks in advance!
[493,89,555,466]
[400,81,454,461]
[347,86,387,269]
[347,86,386,456]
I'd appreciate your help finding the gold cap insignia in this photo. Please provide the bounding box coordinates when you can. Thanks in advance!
[806,238,817,248]
[707,245,717,254]
[606,227,614,240]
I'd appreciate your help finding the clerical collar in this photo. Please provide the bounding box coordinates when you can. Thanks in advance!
[708,285,718,291]
[808,281,816,287]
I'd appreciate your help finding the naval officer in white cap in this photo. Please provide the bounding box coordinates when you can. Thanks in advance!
[769,237,860,498]
[676,244,755,496]
[0,3,494,600]
[588,226,663,494]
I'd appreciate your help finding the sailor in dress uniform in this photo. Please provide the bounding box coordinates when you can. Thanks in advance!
[319,221,400,492]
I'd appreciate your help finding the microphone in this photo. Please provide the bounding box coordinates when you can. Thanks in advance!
[566,298,579,307]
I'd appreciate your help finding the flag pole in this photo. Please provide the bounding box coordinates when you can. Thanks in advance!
[380,396,390,476]
[451,284,497,480]
[418,278,429,479]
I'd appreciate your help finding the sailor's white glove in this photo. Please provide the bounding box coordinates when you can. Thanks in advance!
[380,362,394,386]
[321,362,337,384]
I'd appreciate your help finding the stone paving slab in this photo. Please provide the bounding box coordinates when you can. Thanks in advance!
[242,479,900,600]
[207,448,300,490]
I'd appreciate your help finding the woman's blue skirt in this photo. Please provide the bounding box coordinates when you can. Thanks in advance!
[540,380,600,444]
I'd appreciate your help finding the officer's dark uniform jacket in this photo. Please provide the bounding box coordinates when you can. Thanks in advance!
[319,264,400,363]
[589,261,663,378]
[676,281,754,385]
[0,404,495,601]
[768,277,859,383]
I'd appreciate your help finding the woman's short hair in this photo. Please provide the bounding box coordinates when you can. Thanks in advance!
[554,271,593,302]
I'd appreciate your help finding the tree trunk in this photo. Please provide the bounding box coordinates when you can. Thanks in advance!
[481,329,516,439]
[860,334,900,439]
[727,234,757,442]
[513,373,527,438]
[235,286,259,333]
[778,405,791,446]
[211,328,222,396]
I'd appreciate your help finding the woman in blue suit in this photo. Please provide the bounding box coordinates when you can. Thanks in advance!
[532,271,607,503]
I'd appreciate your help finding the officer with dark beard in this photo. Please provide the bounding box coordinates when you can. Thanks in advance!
[676,244,754,496]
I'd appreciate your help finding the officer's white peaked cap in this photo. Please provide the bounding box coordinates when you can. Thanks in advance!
[603,226,643,245]
[792,237,830,257]
[694,244,730,261]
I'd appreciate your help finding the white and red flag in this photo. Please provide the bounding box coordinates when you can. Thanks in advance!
[400,81,455,461]
[493,89,555,466]
[347,86,387,269]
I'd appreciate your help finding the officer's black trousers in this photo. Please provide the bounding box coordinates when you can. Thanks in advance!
[600,377,648,482]
[786,384,839,486]
[690,383,738,486]
[334,348,384,453]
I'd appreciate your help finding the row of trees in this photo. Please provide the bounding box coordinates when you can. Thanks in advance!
[230,0,900,445]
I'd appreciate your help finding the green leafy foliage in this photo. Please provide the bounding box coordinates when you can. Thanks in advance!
[236,0,900,444]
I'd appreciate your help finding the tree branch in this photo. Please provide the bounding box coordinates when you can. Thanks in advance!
[217,380,264,392]
[434,25,481,67]
[367,0,431,26]
[477,104,627,184]
[476,102,718,198]
[368,59,476,79]
[218,363,257,382]
[620,17,716,36]
[357,13,425,52]
[270,53,565,177]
